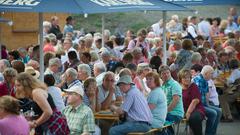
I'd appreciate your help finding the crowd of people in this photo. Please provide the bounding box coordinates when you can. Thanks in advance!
[0,7,240,135]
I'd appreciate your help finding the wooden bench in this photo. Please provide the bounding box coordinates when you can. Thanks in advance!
[212,36,228,44]
[127,123,173,135]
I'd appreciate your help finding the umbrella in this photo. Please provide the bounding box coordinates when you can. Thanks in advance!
[0,0,191,80]
[163,0,240,6]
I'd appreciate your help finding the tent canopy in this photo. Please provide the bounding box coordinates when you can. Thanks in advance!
[163,0,240,6]
[0,0,191,13]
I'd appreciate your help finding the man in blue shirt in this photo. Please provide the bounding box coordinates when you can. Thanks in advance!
[193,65,222,135]
[109,75,152,135]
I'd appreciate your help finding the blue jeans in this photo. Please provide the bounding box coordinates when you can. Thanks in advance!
[109,121,151,135]
[166,113,183,124]
[204,105,222,135]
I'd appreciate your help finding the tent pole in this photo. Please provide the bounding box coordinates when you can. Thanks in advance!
[0,22,2,60]
[162,11,167,65]
[0,13,2,60]
[101,14,105,47]
[39,13,44,81]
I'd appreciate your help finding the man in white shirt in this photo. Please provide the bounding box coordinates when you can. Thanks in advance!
[198,17,211,40]
[61,38,79,64]
[187,16,199,39]
[151,19,163,37]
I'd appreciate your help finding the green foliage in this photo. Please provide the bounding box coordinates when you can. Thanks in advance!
[72,5,240,35]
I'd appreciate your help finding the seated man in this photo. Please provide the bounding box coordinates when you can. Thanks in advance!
[219,59,240,122]
[98,71,123,110]
[193,65,222,135]
[109,75,152,135]
[62,86,95,135]
[159,65,184,123]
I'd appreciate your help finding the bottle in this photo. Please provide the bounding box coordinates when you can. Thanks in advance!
[20,109,24,116]
[30,107,35,117]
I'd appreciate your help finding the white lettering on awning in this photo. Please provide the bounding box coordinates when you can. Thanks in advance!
[90,0,154,6]
[0,0,40,6]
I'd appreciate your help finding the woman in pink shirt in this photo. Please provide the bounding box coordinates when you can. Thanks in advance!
[0,96,30,135]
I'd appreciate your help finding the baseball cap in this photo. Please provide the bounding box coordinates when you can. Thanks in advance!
[64,86,84,97]
[117,75,134,86]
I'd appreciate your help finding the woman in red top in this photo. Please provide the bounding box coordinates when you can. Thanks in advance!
[178,69,205,135]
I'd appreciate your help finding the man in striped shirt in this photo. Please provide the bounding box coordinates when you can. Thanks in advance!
[109,75,152,135]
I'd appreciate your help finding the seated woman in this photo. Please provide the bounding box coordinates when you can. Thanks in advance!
[0,96,29,135]
[15,73,69,135]
[146,71,167,128]
[83,77,101,112]
[178,69,205,135]
[44,74,65,111]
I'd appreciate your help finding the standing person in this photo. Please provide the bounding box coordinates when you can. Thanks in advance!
[62,86,95,135]
[128,28,149,59]
[187,16,199,41]
[0,96,30,135]
[15,73,69,135]
[146,72,167,128]
[63,16,74,39]
[193,65,222,135]
[48,16,62,38]
[178,69,205,135]
[109,75,152,135]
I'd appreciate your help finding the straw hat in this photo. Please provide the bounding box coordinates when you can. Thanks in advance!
[25,66,40,79]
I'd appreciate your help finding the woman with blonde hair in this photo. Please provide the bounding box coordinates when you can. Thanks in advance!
[145,72,167,129]
[15,72,69,135]
[0,96,29,135]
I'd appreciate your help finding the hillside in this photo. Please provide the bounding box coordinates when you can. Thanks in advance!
[72,5,240,35]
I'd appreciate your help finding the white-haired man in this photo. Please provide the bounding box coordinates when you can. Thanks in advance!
[94,62,107,86]
[78,64,91,82]
[193,65,222,135]
[45,57,62,86]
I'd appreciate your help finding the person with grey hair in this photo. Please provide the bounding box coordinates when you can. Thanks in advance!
[191,52,202,65]
[104,29,111,42]
[61,38,79,64]
[193,65,222,135]
[90,51,100,64]
[45,57,62,85]
[43,21,51,37]
[78,64,91,82]
[98,71,122,110]
[0,68,18,96]
[94,62,107,86]
[65,68,83,89]
[132,47,148,65]
[207,49,218,68]
[18,47,30,64]
[0,59,11,73]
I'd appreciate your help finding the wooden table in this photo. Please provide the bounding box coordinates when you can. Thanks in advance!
[94,110,120,127]
[94,111,119,121]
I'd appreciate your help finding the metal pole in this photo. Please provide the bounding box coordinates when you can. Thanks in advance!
[0,23,2,60]
[0,13,2,60]
[162,11,167,65]
[101,14,105,47]
[39,13,44,81]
